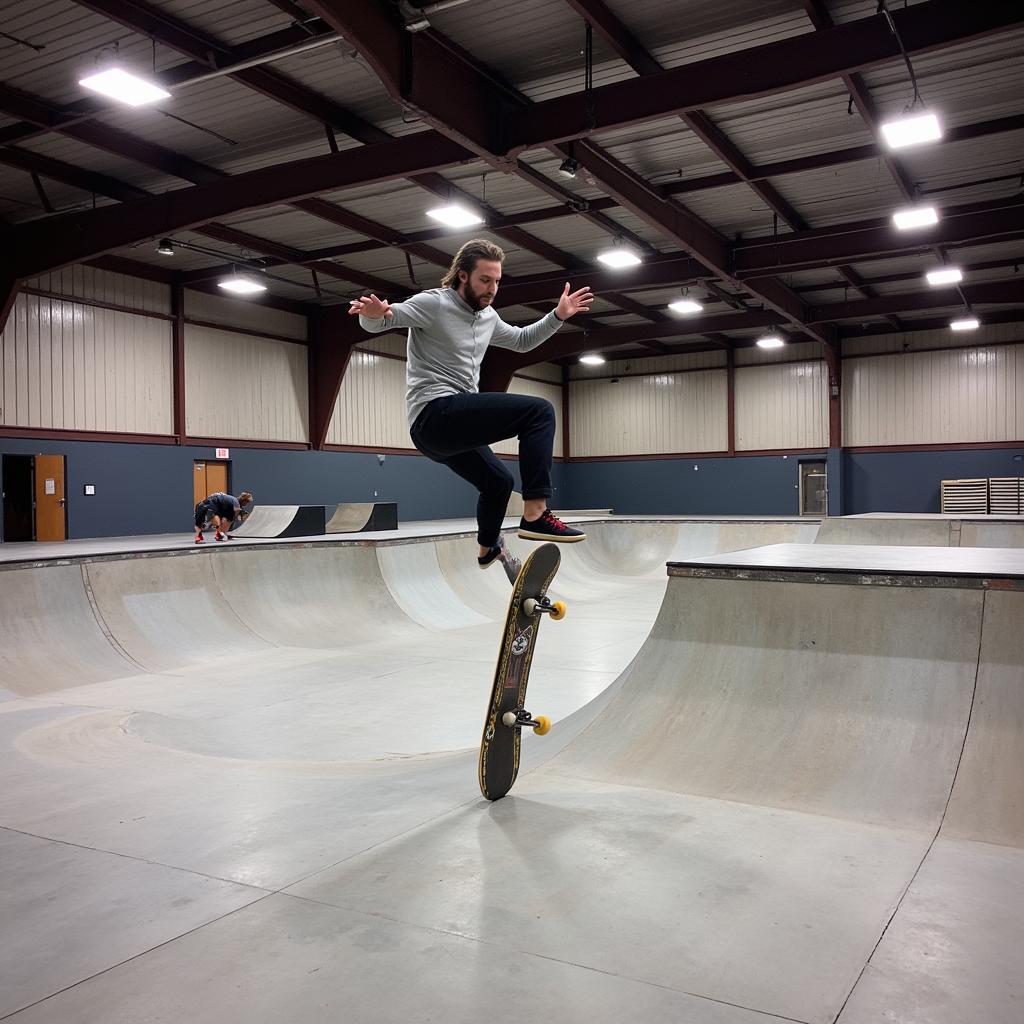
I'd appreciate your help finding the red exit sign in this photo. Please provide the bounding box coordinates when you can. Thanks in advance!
[215,448,230,459]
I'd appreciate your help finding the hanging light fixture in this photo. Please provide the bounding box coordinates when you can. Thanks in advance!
[596,238,642,268]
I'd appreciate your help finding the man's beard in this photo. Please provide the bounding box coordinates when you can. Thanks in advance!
[462,280,493,311]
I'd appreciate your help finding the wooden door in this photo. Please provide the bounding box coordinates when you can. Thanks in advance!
[207,461,228,497]
[193,461,229,505]
[34,454,66,541]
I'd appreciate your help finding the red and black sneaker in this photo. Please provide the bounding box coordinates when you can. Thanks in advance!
[195,532,205,544]
[517,510,586,543]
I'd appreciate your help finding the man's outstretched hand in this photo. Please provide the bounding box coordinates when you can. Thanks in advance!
[348,294,392,318]
[555,282,594,320]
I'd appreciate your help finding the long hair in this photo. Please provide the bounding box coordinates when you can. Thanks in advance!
[440,239,505,289]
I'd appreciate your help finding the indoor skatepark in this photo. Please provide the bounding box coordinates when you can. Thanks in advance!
[2,516,1022,1023]
[2,0,1023,1020]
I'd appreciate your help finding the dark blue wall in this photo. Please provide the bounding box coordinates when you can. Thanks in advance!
[0,437,567,540]
[843,447,1024,513]
[564,454,814,515]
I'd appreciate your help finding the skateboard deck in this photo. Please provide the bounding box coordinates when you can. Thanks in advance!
[478,542,564,801]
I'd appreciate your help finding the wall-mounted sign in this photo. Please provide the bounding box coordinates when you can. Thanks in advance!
[215,448,230,459]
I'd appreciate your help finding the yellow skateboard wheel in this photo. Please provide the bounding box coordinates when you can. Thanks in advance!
[533,715,551,735]
[550,601,566,621]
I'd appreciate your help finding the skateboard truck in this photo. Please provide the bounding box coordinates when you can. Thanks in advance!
[502,708,552,735]
[522,596,566,620]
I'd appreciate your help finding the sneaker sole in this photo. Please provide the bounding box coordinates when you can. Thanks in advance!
[517,529,587,542]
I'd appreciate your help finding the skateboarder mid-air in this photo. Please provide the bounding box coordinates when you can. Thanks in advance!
[194,491,253,543]
[349,239,594,582]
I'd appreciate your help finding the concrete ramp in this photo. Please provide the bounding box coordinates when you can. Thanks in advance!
[231,505,326,538]
[327,502,398,534]
[550,570,982,830]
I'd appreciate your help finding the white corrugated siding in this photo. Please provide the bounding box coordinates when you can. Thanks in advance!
[571,370,728,456]
[843,345,1023,447]
[185,325,307,441]
[184,289,308,340]
[735,361,828,450]
[0,292,172,433]
[24,267,171,315]
[327,351,409,449]
[492,377,564,458]
[0,292,172,432]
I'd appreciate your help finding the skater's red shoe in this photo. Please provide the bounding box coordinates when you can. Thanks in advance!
[195,533,205,544]
[215,530,226,542]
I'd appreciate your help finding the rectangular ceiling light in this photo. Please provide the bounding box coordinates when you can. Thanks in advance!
[926,267,963,286]
[880,112,942,150]
[579,354,606,365]
[79,67,171,106]
[596,248,642,268]
[892,206,939,230]
[668,298,704,314]
[950,317,980,331]
[218,275,267,295]
[756,335,785,349]
[426,204,484,228]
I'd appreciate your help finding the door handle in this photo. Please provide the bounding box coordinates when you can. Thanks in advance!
[57,498,66,507]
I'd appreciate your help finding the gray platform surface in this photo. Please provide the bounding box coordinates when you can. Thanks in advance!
[1,523,1021,1023]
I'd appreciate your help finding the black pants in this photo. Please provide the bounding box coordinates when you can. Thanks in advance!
[411,392,556,547]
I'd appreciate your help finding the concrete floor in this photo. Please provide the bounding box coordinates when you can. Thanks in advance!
[1,516,1022,1023]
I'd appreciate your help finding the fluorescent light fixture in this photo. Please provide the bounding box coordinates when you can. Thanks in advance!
[669,298,704,315]
[880,111,942,150]
[926,266,963,286]
[950,317,980,331]
[579,354,606,365]
[596,245,642,268]
[156,238,174,256]
[426,204,484,228]
[218,275,267,295]
[756,335,785,349]
[79,67,171,106]
[892,205,939,230]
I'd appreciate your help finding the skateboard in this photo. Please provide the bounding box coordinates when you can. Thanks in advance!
[478,542,566,801]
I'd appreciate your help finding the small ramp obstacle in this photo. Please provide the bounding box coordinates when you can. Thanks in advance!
[231,505,327,538]
[327,502,398,534]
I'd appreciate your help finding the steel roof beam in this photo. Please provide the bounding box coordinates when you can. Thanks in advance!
[502,1,1023,154]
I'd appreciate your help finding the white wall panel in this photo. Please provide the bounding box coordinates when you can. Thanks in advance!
[185,326,307,441]
[24,267,170,315]
[571,369,728,456]
[492,377,564,457]
[0,293,172,433]
[844,322,1023,357]
[184,288,307,340]
[735,361,827,450]
[328,351,409,448]
[844,344,1023,447]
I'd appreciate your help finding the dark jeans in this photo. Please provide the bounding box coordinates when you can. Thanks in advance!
[410,392,556,547]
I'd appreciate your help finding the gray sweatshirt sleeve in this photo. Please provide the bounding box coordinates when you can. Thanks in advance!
[358,291,440,334]
[488,309,564,353]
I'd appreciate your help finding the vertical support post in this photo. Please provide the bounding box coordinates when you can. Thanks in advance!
[171,282,186,442]
[822,338,843,515]
[0,262,19,338]
[726,347,736,456]
[309,306,361,450]
[561,363,571,462]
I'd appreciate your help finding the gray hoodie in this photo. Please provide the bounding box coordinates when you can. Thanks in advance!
[359,287,564,427]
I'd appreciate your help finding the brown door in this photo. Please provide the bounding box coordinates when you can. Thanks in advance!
[193,460,229,506]
[34,454,66,541]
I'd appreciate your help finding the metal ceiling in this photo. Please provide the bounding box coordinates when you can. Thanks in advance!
[0,0,1020,374]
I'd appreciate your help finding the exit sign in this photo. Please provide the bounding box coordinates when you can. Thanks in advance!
[215,448,230,459]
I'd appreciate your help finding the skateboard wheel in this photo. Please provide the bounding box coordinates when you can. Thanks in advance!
[533,716,551,735]
[549,601,566,621]
[523,597,538,616]
[502,711,518,728]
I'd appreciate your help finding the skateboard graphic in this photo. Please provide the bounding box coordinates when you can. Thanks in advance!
[478,542,565,801]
